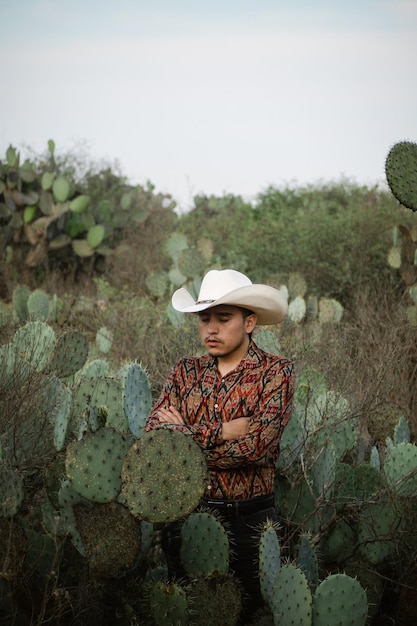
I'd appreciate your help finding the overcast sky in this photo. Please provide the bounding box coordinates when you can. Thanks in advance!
[1,0,416,210]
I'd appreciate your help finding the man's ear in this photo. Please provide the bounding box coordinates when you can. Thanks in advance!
[245,314,257,334]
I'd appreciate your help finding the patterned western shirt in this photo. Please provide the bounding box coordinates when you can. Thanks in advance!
[145,340,295,500]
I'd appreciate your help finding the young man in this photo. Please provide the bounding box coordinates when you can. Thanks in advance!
[145,269,295,623]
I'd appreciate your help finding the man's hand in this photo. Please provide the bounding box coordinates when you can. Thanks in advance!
[221,417,250,440]
[156,405,184,425]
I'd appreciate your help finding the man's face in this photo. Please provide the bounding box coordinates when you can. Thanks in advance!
[197,305,257,358]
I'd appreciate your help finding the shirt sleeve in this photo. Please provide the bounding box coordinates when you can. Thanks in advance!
[204,361,295,469]
[144,362,223,449]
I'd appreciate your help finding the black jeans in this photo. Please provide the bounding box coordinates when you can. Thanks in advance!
[161,499,277,624]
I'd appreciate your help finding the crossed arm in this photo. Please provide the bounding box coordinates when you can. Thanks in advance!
[156,405,250,440]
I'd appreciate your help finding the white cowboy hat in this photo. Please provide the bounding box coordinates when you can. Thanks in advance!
[172,269,288,325]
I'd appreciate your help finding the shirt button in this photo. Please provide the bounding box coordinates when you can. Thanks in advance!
[214,403,219,409]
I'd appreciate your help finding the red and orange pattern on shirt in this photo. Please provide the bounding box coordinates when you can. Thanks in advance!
[145,341,295,500]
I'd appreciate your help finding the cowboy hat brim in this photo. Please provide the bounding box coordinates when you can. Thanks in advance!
[172,284,288,325]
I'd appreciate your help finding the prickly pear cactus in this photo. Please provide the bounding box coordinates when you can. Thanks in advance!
[71,376,127,435]
[148,581,190,626]
[188,575,242,626]
[73,501,142,579]
[180,511,229,577]
[259,520,281,608]
[271,562,312,626]
[122,362,152,438]
[12,321,56,373]
[65,427,130,503]
[297,533,318,592]
[312,573,368,626]
[385,140,417,211]
[27,288,50,321]
[383,442,417,497]
[121,429,208,523]
[0,465,25,517]
[47,330,89,378]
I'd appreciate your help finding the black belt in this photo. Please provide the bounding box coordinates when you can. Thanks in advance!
[201,493,275,517]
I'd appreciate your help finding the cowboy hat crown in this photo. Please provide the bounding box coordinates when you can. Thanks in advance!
[172,269,288,325]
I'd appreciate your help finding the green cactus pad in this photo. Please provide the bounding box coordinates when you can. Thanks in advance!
[12,285,31,322]
[324,519,356,564]
[53,384,72,451]
[0,465,25,517]
[47,330,89,378]
[69,194,91,213]
[180,511,229,577]
[73,501,142,578]
[188,574,242,626]
[121,429,208,523]
[57,479,87,556]
[383,442,417,496]
[149,581,190,626]
[312,573,368,626]
[271,562,312,626]
[65,427,130,503]
[259,520,281,608]
[52,176,71,202]
[358,499,405,565]
[71,376,127,435]
[123,362,152,438]
[12,321,56,373]
[385,141,417,211]
[297,533,318,592]
[27,289,50,322]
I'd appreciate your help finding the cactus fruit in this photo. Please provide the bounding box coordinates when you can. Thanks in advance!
[0,465,25,517]
[73,501,142,579]
[259,520,281,608]
[271,562,312,626]
[65,427,130,503]
[180,511,229,577]
[312,573,368,626]
[188,574,242,626]
[148,581,190,626]
[121,429,208,523]
[385,140,417,211]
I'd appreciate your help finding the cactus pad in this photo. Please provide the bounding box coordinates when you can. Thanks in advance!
[188,574,242,626]
[180,511,229,577]
[259,520,281,608]
[121,429,208,523]
[271,562,312,626]
[383,442,417,496]
[0,465,25,517]
[312,573,368,626]
[47,330,89,378]
[385,141,417,211]
[65,427,130,503]
[73,501,142,578]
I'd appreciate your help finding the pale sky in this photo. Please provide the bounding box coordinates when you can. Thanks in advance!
[1,0,416,211]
